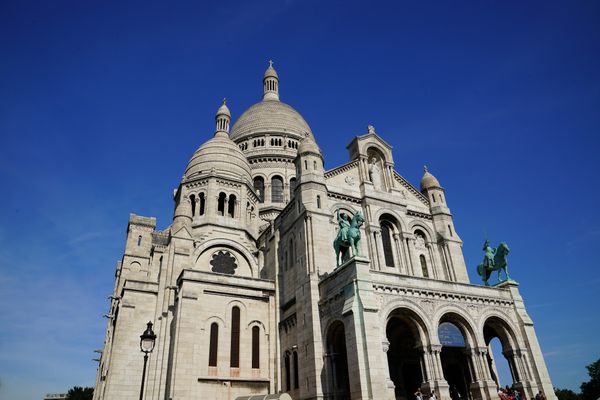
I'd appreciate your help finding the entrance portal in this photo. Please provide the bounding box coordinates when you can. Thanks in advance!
[438,321,472,400]
[327,321,350,399]
[387,317,423,400]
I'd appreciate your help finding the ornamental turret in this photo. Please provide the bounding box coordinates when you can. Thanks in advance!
[294,137,327,212]
[263,60,279,101]
[173,101,258,239]
[215,98,231,136]
[420,166,469,282]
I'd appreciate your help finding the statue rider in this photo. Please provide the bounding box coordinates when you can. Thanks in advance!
[482,239,496,270]
[336,208,351,244]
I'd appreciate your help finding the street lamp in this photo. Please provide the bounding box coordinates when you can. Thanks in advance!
[139,321,156,400]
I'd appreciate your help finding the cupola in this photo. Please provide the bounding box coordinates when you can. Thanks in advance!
[263,60,279,101]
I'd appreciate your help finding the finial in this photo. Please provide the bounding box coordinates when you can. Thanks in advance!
[268,59,273,68]
[368,124,375,134]
[222,97,227,105]
[424,165,429,173]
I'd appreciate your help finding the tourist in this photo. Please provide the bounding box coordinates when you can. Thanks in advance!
[430,390,438,400]
[415,388,423,400]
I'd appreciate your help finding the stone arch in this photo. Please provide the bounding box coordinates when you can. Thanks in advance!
[247,319,266,331]
[385,306,431,398]
[328,202,360,216]
[436,309,480,399]
[380,299,434,338]
[482,314,524,388]
[385,305,431,347]
[408,221,435,243]
[325,320,351,399]
[478,311,520,349]
[193,239,258,278]
[366,144,388,164]
[434,307,478,346]
[204,315,226,329]
[374,208,408,232]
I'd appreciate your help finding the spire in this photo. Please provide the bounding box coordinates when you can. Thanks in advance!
[215,98,231,137]
[263,60,279,101]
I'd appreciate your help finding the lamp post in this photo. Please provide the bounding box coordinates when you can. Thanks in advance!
[139,321,156,400]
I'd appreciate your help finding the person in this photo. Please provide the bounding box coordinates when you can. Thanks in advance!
[369,158,382,189]
[336,208,351,244]
[482,239,496,270]
[430,390,438,400]
[414,388,423,400]
[450,386,459,400]
[539,392,546,400]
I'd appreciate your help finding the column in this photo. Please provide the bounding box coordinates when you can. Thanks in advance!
[427,244,439,279]
[373,228,385,270]
[392,233,405,274]
[382,340,396,391]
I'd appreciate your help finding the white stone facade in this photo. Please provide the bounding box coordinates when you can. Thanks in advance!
[93,63,556,400]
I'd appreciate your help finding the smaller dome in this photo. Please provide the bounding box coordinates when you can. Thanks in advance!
[264,60,278,80]
[184,135,252,183]
[298,137,321,156]
[420,166,441,191]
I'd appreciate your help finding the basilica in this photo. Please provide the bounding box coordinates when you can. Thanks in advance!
[92,62,556,400]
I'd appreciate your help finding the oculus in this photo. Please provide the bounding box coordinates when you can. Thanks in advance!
[210,251,238,275]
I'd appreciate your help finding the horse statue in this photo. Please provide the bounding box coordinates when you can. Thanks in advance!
[476,240,511,286]
[333,209,365,266]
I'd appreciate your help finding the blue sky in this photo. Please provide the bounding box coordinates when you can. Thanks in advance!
[0,1,599,399]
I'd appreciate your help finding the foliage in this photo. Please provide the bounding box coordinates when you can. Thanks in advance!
[66,386,94,400]
[580,358,600,400]
[554,388,580,400]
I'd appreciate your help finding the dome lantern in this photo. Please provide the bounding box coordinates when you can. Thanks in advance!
[215,98,231,137]
[263,60,279,101]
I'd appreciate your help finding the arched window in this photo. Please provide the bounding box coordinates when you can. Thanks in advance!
[190,194,196,216]
[228,194,236,218]
[448,224,453,237]
[199,193,206,215]
[304,160,308,170]
[271,176,284,203]
[137,235,142,246]
[230,307,240,367]
[420,255,429,278]
[381,222,395,267]
[316,195,321,209]
[313,160,317,170]
[217,192,226,216]
[208,323,218,367]
[284,353,291,391]
[289,177,297,198]
[252,326,260,369]
[293,351,299,389]
[254,177,265,203]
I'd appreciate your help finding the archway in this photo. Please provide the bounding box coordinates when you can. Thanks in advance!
[438,314,475,400]
[387,309,427,400]
[326,321,350,399]
[484,316,518,389]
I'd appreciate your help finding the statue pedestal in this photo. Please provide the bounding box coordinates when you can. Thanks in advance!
[494,279,519,288]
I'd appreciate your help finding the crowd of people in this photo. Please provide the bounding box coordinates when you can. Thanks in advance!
[413,386,546,400]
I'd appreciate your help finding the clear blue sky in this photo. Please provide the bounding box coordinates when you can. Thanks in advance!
[1,1,598,399]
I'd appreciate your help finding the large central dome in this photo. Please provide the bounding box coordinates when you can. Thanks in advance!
[230,100,313,141]
[230,61,313,144]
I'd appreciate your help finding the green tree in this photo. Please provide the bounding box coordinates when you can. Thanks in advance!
[580,358,600,400]
[555,388,580,400]
[66,386,93,400]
